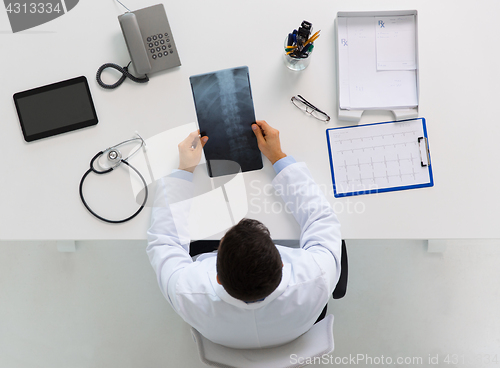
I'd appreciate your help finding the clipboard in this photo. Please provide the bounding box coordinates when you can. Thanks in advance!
[326,118,433,197]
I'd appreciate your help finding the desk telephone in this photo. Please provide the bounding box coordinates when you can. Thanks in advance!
[96,4,181,89]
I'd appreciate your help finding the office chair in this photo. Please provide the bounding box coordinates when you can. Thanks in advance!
[334,240,348,298]
[191,314,334,368]
[315,240,348,323]
[189,240,348,368]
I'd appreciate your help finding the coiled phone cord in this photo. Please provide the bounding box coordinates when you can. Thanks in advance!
[96,62,149,89]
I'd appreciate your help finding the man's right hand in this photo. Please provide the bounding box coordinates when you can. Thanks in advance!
[178,130,209,173]
[252,120,287,164]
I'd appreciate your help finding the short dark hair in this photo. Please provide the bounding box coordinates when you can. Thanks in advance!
[216,218,282,302]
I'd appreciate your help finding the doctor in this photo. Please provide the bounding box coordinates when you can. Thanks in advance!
[147,120,342,349]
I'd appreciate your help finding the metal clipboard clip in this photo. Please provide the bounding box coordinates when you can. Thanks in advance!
[418,137,430,167]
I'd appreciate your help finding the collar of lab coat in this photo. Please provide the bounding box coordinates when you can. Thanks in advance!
[208,263,292,309]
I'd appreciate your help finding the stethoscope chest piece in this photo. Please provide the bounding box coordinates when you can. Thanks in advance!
[97,148,123,170]
[107,149,121,162]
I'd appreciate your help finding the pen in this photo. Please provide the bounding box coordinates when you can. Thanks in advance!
[300,43,314,56]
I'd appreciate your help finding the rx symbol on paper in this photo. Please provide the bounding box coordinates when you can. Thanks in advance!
[378,20,385,28]
[341,38,348,46]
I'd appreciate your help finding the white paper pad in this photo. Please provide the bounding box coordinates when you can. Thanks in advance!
[376,16,416,71]
[337,16,418,110]
[337,16,351,109]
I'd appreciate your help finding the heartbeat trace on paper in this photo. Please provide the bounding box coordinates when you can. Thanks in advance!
[328,119,431,196]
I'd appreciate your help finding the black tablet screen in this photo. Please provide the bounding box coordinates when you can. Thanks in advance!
[14,76,98,142]
[190,66,263,177]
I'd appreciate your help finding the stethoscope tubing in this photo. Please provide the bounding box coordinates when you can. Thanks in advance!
[79,151,148,224]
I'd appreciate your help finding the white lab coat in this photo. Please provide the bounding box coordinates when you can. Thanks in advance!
[147,162,342,349]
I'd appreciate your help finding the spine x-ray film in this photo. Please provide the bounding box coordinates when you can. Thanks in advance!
[190,66,263,177]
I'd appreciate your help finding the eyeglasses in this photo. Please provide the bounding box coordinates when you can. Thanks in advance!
[291,95,330,123]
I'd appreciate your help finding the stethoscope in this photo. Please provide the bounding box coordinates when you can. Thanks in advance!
[79,134,148,223]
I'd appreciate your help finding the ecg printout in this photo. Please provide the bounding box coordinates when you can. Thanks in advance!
[327,119,431,196]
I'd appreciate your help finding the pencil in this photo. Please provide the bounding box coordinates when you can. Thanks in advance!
[304,31,321,47]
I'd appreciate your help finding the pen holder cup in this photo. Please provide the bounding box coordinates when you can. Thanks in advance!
[283,37,313,71]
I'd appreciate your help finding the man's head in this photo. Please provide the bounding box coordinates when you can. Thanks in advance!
[216,218,282,302]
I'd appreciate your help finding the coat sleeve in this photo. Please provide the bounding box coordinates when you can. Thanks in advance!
[272,162,342,292]
[146,175,194,311]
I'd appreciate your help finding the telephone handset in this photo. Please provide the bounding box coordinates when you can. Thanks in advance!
[96,4,181,89]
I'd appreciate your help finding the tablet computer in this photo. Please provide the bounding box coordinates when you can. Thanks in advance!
[190,66,263,177]
[13,76,98,142]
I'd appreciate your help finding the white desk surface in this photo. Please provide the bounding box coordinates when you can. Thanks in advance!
[1,0,499,241]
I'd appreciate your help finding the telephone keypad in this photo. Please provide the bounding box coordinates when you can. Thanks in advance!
[147,32,177,61]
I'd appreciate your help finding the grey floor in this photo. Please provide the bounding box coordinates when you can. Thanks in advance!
[1,239,499,368]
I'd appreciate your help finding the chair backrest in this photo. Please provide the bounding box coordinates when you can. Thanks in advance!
[191,314,334,368]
